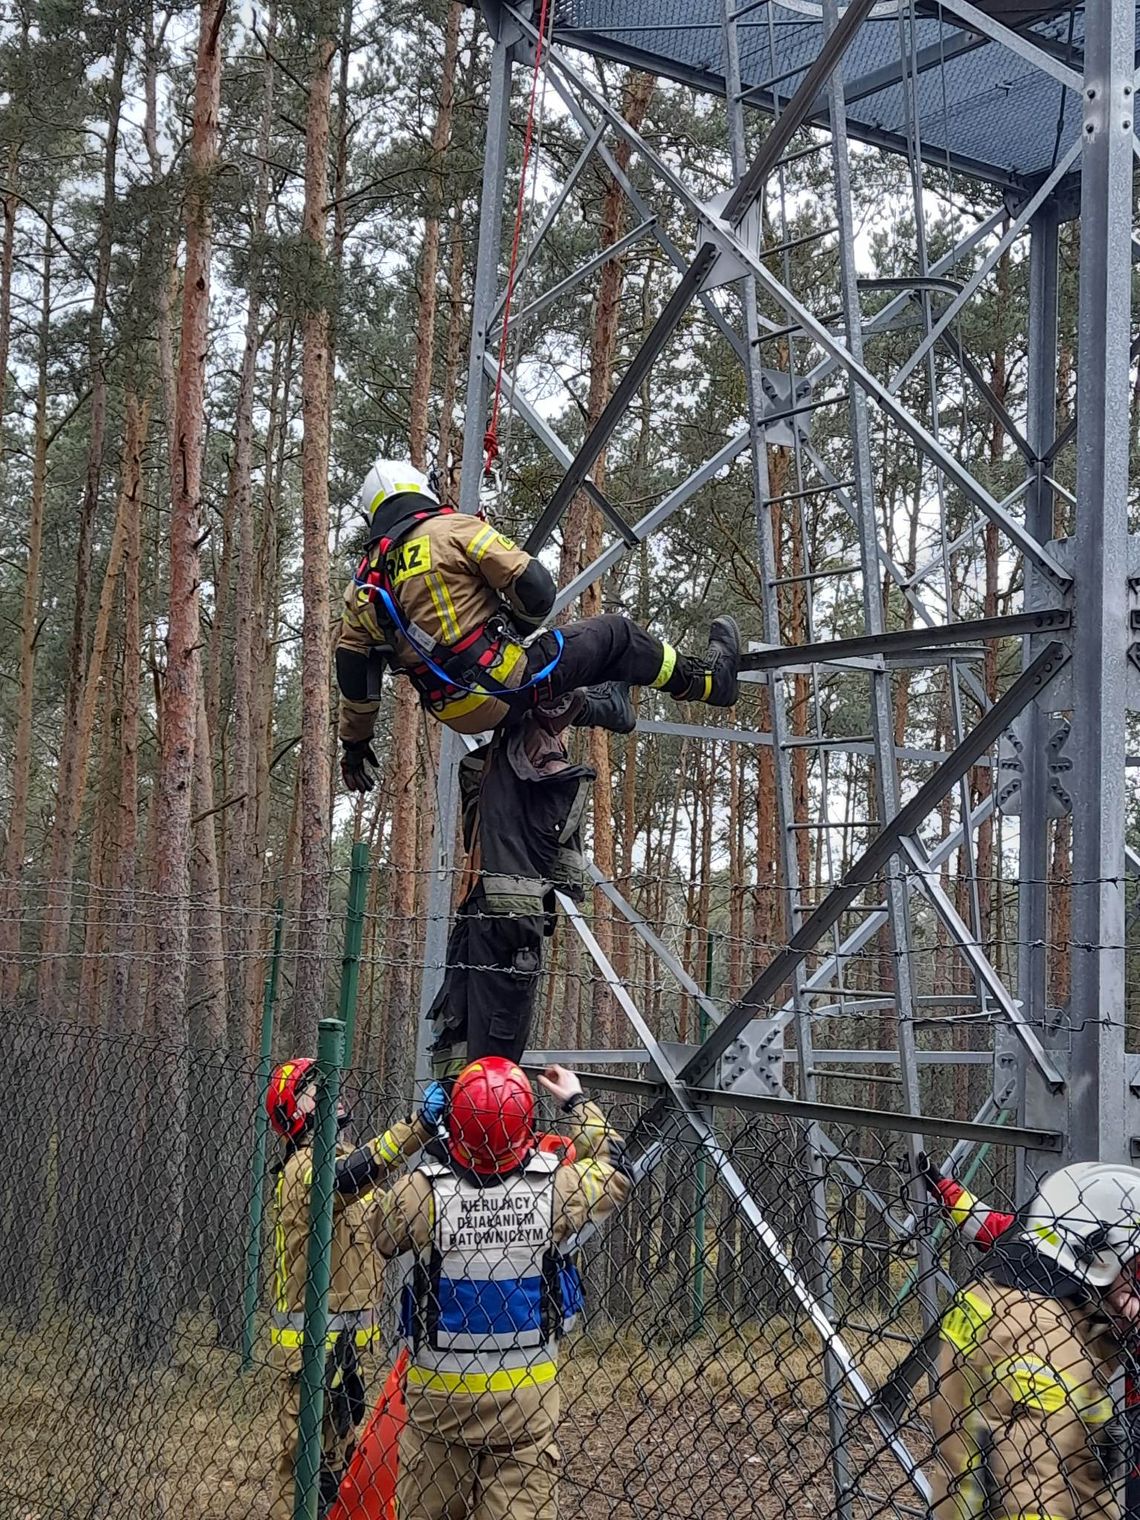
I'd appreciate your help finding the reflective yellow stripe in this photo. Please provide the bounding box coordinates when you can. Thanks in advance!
[950,1408,991,1520]
[425,572,461,643]
[1031,1222,1061,1248]
[940,1289,994,1356]
[997,1357,1067,1413]
[995,1357,1115,1424]
[573,1159,607,1207]
[431,642,525,721]
[700,673,712,701]
[467,525,497,562]
[271,1327,380,1350]
[372,1130,402,1165]
[406,1360,557,1394]
[948,1187,979,1227]
[650,642,677,690]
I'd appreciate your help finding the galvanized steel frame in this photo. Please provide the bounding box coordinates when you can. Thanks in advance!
[418,0,1137,1500]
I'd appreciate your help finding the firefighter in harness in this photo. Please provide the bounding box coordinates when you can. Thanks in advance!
[365,1056,633,1520]
[334,459,742,793]
[921,1159,1140,1520]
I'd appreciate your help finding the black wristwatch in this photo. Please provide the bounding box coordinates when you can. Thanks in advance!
[561,1091,587,1114]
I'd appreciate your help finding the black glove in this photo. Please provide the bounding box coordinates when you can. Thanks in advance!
[341,740,378,794]
[913,1150,944,1200]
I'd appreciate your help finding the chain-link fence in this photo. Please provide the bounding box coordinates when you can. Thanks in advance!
[5,1008,1133,1520]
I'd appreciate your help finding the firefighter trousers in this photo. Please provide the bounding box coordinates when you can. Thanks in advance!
[396,1424,560,1520]
[428,883,543,1074]
[270,1369,360,1520]
[521,614,686,704]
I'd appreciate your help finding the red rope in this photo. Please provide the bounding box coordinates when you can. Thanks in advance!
[483,0,552,479]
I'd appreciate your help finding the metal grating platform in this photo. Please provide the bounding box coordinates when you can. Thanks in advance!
[553,0,1131,186]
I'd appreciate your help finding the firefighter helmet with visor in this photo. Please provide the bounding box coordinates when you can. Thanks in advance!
[1021,1161,1140,1288]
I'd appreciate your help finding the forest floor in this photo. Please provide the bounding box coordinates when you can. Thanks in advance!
[0,1316,924,1520]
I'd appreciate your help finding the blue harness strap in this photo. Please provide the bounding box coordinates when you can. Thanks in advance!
[358,574,564,700]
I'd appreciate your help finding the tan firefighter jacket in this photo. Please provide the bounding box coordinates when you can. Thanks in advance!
[366,1098,630,1447]
[271,1117,431,1373]
[338,511,538,738]
[928,1271,1125,1520]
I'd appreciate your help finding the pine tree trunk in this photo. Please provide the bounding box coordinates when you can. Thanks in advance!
[252,323,294,903]
[0,0,25,444]
[109,394,148,1036]
[0,141,20,448]
[190,689,228,1050]
[36,17,128,1022]
[437,214,466,491]
[0,213,51,1006]
[225,3,276,1054]
[295,30,337,1043]
[137,0,224,1365]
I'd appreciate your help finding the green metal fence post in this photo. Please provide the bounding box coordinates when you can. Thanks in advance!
[242,897,285,1371]
[338,841,369,1065]
[691,931,716,1338]
[294,1017,346,1520]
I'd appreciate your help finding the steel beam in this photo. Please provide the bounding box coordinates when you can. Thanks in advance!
[888,137,1081,395]
[554,891,933,1506]
[823,0,937,1342]
[523,25,1074,592]
[677,641,1070,1092]
[509,218,656,330]
[741,609,1071,671]
[486,121,607,330]
[481,357,636,540]
[524,242,720,552]
[722,0,877,218]
[459,35,513,514]
[440,28,513,1084]
[900,835,1063,1089]
[935,326,1035,462]
[930,0,1084,91]
[569,1068,1063,1154]
[1065,0,1135,1163]
[804,27,987,115]
[1017,208,1060,1150]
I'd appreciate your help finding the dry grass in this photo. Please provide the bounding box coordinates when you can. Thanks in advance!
[0,1309,927,1520]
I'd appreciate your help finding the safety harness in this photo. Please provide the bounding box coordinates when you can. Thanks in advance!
[353,504,563,712]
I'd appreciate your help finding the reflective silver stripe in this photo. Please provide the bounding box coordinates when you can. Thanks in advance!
[552,846,586,888]
[560,780,590,844]
[409,1341,560,1378]
[271,1308,380,1332]
[481,873,546,914]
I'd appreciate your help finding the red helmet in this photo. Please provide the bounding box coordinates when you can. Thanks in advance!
[267,1058,316,1140]
[448,1057,535,1175]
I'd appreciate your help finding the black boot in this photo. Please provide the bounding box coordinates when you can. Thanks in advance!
[669,617,741,707]
[572,681,636,734]
[705,616,742,706]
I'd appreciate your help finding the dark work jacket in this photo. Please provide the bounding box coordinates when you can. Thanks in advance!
[461,703,596,917]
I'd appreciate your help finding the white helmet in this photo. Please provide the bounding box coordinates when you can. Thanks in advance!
[1021,1162,1140,1288]
[357,459,439,533]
